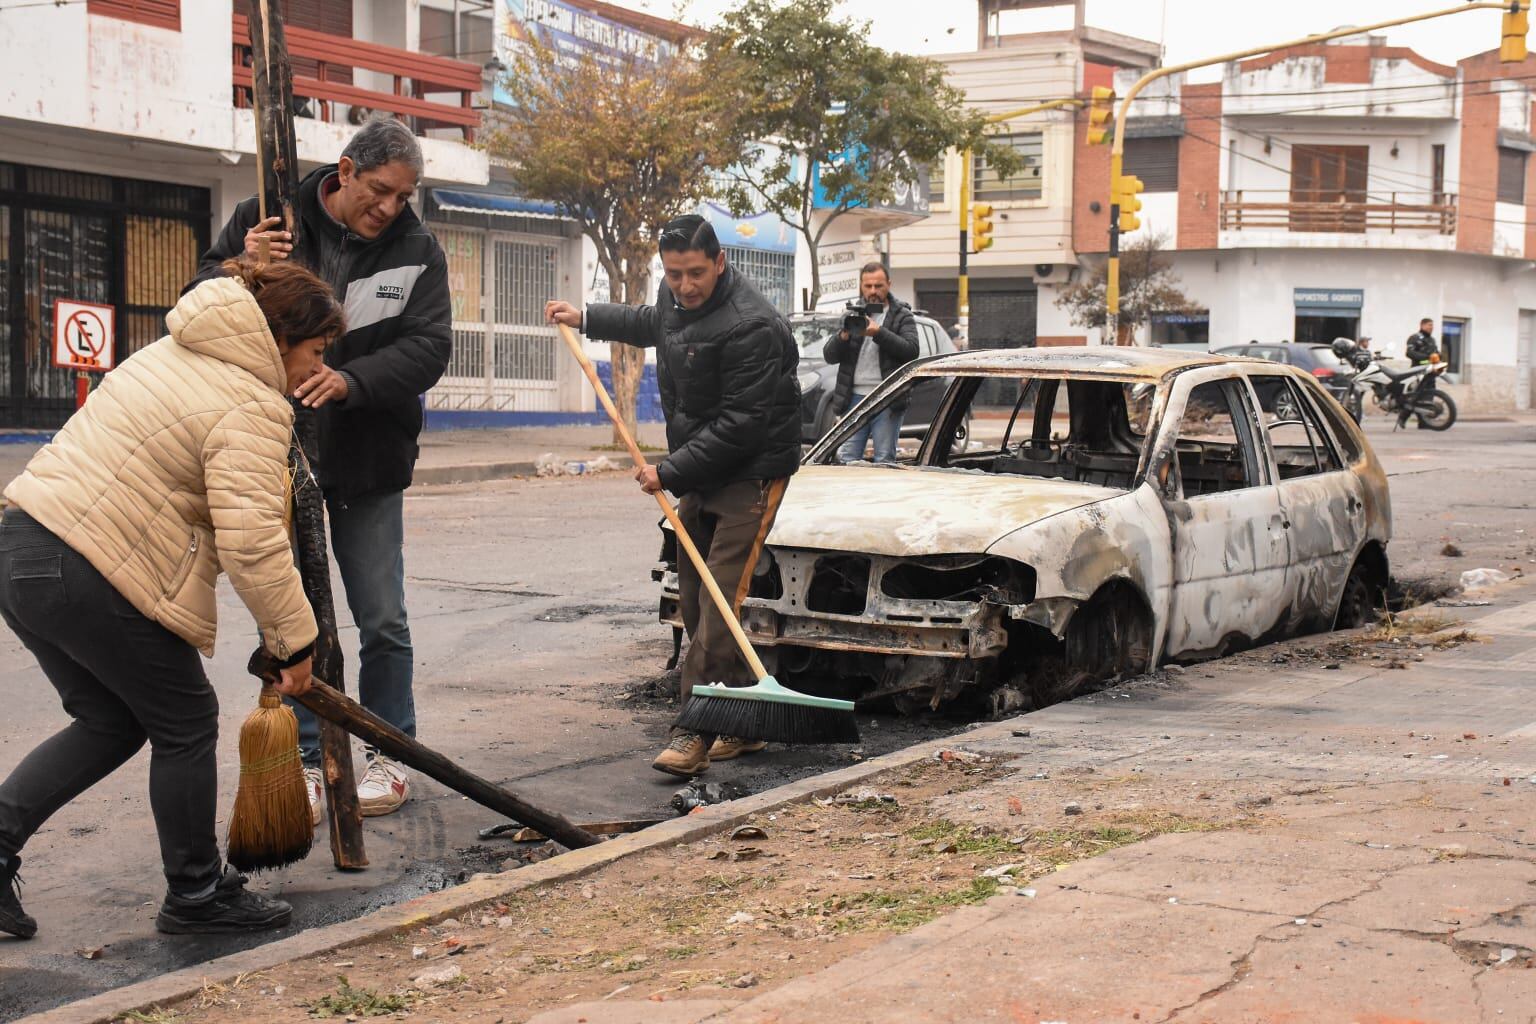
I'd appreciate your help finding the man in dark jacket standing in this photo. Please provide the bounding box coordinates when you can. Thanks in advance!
[194,117,451,818]
[1406,318,1440,365]
[545,215,801,777]
[823,263,919,463]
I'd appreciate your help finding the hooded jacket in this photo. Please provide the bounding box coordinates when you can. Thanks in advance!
[584,265,801,495]
[4,278,318,659]
[194,164,452,498]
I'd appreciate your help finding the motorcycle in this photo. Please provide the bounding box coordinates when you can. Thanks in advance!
[1330,338,1457,431]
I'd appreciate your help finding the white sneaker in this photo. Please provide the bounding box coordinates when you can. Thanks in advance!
[357,753,410,817]
[303,766,323,828]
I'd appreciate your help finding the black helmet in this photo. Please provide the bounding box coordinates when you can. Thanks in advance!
[1330,337,1356,359]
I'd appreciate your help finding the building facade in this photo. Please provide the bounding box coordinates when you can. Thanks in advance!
[0,0,490,429]
[1089,35,1536,413]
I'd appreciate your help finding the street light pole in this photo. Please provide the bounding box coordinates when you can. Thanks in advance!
[1104,0,1530,332]
[958,97,1084,346]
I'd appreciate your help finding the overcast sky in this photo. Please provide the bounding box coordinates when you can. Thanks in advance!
[612,0,1503,81]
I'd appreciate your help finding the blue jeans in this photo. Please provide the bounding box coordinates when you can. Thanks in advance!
[293,490,415,765]
[837,396,901,463]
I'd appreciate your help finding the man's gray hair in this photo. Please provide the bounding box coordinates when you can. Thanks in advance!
[341,117,424,177]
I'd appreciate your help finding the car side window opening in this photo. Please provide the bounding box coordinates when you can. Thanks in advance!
[1249,374,1342,479]
[1303,376,1365,463]
[918,324,939,358]
[1174,380,1259,497]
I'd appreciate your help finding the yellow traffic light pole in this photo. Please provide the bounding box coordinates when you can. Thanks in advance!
[1105,0,1529,335]
[959,97,1083,345]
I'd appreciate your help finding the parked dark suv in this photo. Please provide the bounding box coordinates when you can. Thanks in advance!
[793,310,956,444]
[1213,342,1359,417]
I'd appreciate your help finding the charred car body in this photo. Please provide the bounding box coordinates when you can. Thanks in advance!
[657,347,1391,714]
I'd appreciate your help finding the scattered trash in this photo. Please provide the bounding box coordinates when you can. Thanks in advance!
[818,789,898,808]
[982,863,1022,878]
[1029,771,1050,781]
[533,453,627,477]
[1063,802,1083,816]
[730,824,768,841]
[1500,948,1518,964]
[1462,733,1477,740]
[1294,918,1308,926]
[1018,888,1037,899]
[1011,728,1032,738]
[670,779,750,814]
[1431,754,1450,760]
[74,947,103,961]
[935,748,983,763]
[1460,568,1511,591]
[1440,543,1463,557]
[1364,842,1393,850]
[1167,897,1179,904]
[725,911,755,926]
[1007,797,1023,816]
[847,872,875,880]
[411,945,428,960]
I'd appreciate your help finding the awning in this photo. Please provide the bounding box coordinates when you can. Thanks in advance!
[432,189,567,221]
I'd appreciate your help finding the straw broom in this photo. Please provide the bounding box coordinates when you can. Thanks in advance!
[224,0,315,873]
[227,683,314,871]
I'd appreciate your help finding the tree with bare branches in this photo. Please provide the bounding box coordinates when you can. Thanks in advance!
[488,42,747,438]
[1055,234,1197,346]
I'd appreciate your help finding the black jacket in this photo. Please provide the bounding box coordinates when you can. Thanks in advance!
[193,164,452,498]
[584,266,801,496]
[1405,330,1439,365]
[823,297,920,415]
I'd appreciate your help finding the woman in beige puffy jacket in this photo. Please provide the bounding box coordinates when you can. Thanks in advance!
[0,259,344,939]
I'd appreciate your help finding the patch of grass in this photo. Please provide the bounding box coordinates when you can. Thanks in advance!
[844,797,902,813]
[1366,611,1460,641]
[908,819,1015,856]
[828,877,1003,933]
[1029,815,1224,868]
[118,1011,179,1024]
[666,945,701,960]
[305,976,414,1018]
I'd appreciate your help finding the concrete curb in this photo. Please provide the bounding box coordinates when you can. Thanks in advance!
[411,452,666,487]
[18,721,1016,1024]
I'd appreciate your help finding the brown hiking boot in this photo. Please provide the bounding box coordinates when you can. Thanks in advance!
[652,732,711,777]
[707,736,767,761]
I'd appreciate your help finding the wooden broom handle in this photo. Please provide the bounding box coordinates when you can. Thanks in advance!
[556,323,769,683]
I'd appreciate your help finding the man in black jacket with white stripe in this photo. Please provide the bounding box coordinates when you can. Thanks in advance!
[195,117,451,819]
[546,215,801,778]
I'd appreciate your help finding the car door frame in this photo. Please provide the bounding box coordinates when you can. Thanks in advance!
[1150,365,1296,658]
[1239,367,1366,632]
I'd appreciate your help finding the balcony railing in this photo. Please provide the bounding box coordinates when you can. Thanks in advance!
[232,14,482,141]
[1220,190,1457,235]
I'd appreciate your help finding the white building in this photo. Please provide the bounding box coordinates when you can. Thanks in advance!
[1103,34,1536,413]
[0,0,492,429]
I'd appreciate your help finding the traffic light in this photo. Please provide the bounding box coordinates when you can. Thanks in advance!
[1502,2,1528,64]
[971,202,995,252]
[1114,174,1144,233]
[1086,85,1115,146]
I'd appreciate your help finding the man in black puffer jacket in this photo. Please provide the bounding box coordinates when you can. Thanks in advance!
[546,215,800,777]
[823,263,919,463]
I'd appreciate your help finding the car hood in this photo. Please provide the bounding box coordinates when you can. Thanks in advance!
[768,465,1122,557]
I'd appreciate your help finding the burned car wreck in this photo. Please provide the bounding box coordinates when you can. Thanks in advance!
[657,347,1392,715]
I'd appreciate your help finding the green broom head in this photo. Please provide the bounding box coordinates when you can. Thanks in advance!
[674,675,860,745]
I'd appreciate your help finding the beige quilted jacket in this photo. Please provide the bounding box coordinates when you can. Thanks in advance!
[4,277,317,659]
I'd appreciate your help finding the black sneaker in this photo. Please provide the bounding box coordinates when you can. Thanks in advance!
[1,855,37,939]
[155,865,291,935]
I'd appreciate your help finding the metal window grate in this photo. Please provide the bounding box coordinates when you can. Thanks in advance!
[726,247,795,314]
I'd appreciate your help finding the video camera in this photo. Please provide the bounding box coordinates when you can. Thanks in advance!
[842,299,884,336]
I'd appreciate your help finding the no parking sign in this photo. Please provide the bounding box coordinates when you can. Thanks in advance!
[52,299,116,372]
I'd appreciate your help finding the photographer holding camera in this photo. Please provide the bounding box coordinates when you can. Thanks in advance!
[822,263,920,463]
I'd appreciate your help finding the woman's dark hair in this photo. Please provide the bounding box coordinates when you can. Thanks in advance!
[221,257,346,347]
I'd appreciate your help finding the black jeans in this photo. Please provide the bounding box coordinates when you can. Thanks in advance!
[0,509,222,894]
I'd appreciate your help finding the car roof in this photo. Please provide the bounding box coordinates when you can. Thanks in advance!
[914,344,1233,381]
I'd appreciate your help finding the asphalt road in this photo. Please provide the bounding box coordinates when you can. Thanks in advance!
[1,418,1532,1019]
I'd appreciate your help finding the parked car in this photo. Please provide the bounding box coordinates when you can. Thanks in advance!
[656,347,1390,716]
[793,310,956,444]
[1213,342,1358,416]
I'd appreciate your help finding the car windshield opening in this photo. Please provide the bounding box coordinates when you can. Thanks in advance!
[815,372,1155,491]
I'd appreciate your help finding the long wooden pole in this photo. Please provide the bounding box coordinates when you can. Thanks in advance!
[555,324,768,682]
[245,0,367,870]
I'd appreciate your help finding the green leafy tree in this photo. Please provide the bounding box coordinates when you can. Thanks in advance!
[488,41,746,438]
[712,0,1022,309]
[1055,234,1197,346]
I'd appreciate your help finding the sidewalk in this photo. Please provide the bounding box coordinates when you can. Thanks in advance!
[0,424,670,495]
[32,581,1536,1024]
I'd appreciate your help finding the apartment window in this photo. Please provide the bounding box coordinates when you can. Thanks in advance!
[87,0,180,30]
[1498,147,1527,204]
[928,156,946,205]
[974,133,1043,202]
[420,7,494,60]
[1124,136,1180,192]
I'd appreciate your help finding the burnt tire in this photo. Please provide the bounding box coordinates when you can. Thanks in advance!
[1334,561,1380,630]
[1032,587,1153,707]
